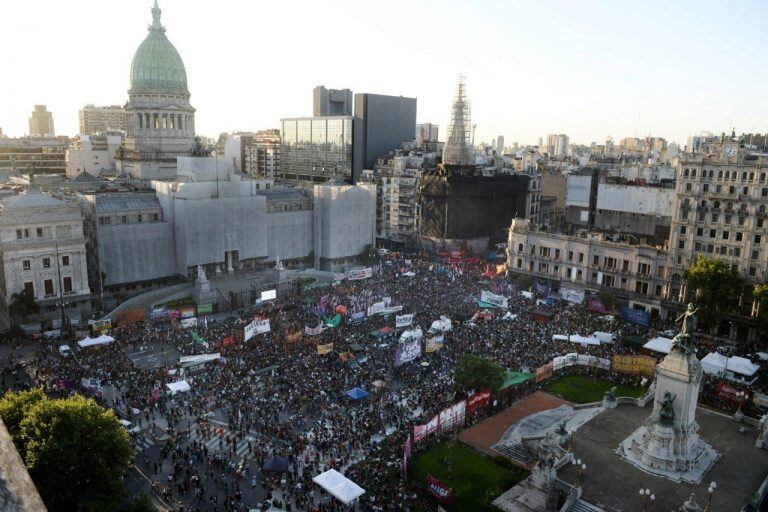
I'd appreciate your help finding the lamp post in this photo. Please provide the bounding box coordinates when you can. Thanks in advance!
[571,457,586,487]
[639,488,655,511]
[704,482,716,512]
[735,390,747,419]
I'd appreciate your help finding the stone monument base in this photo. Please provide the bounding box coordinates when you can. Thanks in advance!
[617,424,719,484]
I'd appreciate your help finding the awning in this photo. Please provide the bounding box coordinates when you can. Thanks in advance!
[644,336,673,354]
[263,456,289,473]
[569,334,600,346]
[728,356,760,377]
[313,469,365,505]
[500,371,535,390]
[345,387,369,400]
[701,352,728,375]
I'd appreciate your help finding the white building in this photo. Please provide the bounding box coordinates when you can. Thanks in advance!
[66,134,123,177]
[372,151,424,247]
[0,192,91,324]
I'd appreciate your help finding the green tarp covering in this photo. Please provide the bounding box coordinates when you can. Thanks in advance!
[500,371,535,390]
[191,332,207,346]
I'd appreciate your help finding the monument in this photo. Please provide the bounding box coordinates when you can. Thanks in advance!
[192,264,217,306]
[618,303,719,483]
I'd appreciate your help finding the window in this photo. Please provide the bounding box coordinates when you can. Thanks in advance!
[678,240,685,249]
[99,217,111,225]
[22,260,31,270]
[750,267,757,277]
[763,189,768,197]
[712,213,719,223]
[63,277,72,294]
[554,249,561,260]
[593,255,599,266]
[686,183,692,192]
[16,229,22,239]
[568,250,573,261]
[680,226,687,234]
[709,229,716,238]
[517,244,523,252]
[23,282,34,296]
[137,214,143,223]
[657,266,665,278]
[42,258,50,269]
[151,213,159,222]
[734,248,741,257]
[696,228,704,236]
[703,184,709,192]
[736,232,743,241]
[36,227,43,238]
[44,279,54,297]
[62,256,69,266]
[752,250,760,260]
[578,253,584,263]
[576,269,583,281]
[756,235,763,244]
[121,216,128,224]
[723,231,729,240]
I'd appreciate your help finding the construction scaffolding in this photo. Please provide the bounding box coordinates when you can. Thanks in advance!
[442,74,473,166]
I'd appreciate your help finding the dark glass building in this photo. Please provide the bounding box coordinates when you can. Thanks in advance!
[280,116,355,184]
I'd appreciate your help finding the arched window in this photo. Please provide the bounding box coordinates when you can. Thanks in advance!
[138,113,143,128]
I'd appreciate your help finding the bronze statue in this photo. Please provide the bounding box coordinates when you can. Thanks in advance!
[676,303,699,337]
[658,391,676,426]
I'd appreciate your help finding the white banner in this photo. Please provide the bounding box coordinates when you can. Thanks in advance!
[347,267,373,280]
[560,288,585,304]
[367,301,385,316]
[180,317,198,329]
[480,290,508,309]
[260,289,277,301]
[245,319,270,341]
[396,314,414,328]
[383,305,403,315]
[438,400,466,433]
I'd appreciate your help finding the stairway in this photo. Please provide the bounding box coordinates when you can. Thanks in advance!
[569,499,605,512]
[492,442,536,465]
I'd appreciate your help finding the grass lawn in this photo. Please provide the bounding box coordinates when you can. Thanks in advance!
[410,441,528,511]
[543,374,644,404]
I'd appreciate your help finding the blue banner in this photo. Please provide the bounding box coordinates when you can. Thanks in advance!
[621,306,649,326]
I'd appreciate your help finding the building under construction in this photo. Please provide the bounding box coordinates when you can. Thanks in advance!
[417,76,531,253]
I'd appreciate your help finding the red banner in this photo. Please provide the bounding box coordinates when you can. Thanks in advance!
[716,381,747,403]
[535,362,554,383]
[427,474,453,505]
[414,424,427,442]
[467,389,491,414]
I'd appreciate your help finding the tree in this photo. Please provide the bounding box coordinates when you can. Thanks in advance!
[360,244,379,265]
[0,391,133,512]
[120,494,156,512]
[683,256,744,327]
[8,290,39,324]
[753,284,768,337]
[454,354,506,394]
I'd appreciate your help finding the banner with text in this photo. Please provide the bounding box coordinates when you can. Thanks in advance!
[480,290,508,309]
[466,389,491,414]
[612,354,657,376]
[394,338,422,366]
[396,314,414,328]
[317,342,334,355]
[347,267,373,280]
[427,474,453,505]
[438,400,466,433]
[425,335,445,353]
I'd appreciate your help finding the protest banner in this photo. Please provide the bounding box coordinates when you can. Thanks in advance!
[612,354,656,376]
[394,338,422,366]
[621,306,649,326]
[414,424,427,442]
[425,335,444,353]
[367,301,385,316]
[304,324,327,336]
[347,267,373,280]
[480,290,508,309]
[425,414,439,435]
[427,474,453,505]
[396,314,414,328]
[438,400,466,433]
[180,317,198,329]
[317,342,334,355]
[466,389,491,414]
[535,362,554,383]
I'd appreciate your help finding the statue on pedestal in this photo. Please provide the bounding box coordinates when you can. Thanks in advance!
[671,303,699,354]
[196,264,208,283]
[658,391,676,426]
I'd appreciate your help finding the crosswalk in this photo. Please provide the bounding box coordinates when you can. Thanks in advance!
[132,424,255,467]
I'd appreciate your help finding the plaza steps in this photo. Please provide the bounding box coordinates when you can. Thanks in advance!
[492,442,536,466]
[569,498,604,512]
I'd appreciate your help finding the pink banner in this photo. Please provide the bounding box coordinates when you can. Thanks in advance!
[414,424,427,442]
[426,414,439,435]
[427,474,453,504]
[466,389,491,414]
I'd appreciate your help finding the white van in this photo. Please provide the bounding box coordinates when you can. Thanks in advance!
[119,419,141,435]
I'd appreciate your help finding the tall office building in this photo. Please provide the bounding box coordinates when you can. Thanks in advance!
[442,75,472,166]
[416,124,439,146]
[545,133,569,157]
[78,105,127,134]
[496,135,505,155]
[313,86,353,116]
[243,129,281,177]
[28,105,55,137]
[279,116,355,184]
[0,137,67,175]
[354,93,417,171]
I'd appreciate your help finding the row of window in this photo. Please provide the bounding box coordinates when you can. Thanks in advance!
[683,168,767,183]
[23,277,74,298]
[683,181,768,198]
[679,209,765,228]
[516,243,663,276]
[98,213,160,225]
[137,112,189,131]
[16,226,71,240]
[21,255,70,271]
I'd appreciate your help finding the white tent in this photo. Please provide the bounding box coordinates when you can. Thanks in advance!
[78,334,115,348]
[728,356,760,377]
[179,353,221,367]
[643,336,673,354]
[166,380,191,395]
[569,334,600,346]
[429,316,453,332]
[313,469,365,505]
[501,311,518,321]
[552,334,569,343]
[701,352,728,375]
[521,291,534,300]
[592,331,616,344]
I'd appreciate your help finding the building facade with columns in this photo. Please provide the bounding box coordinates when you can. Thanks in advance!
[116,1,196,180]
[0,192,92,325]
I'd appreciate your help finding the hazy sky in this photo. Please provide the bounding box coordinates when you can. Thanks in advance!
[1,0,766,145]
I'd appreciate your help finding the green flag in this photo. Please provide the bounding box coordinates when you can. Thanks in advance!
[191,332,207,346]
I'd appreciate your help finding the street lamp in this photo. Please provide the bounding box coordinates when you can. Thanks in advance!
[571,457,586,487]
[704,482,716,512]
[735,390,748,419]
[639,488,655,511]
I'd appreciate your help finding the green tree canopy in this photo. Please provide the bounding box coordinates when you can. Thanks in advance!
[0,391,133,512]
[683,256,743,327]
[454,353,506,393]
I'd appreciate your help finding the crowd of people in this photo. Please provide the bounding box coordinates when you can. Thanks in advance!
[4,251,719,511]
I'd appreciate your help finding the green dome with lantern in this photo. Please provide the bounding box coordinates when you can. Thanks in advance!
[129,1,189,96]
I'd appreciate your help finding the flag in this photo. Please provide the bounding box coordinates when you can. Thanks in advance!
[191,332,207,346]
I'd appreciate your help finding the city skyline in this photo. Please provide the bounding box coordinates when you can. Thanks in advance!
[1,0,766,145]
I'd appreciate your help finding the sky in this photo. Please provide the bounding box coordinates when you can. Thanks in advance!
[1,0,767,146]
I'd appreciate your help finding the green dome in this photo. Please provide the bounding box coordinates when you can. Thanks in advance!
[129,1,188,95]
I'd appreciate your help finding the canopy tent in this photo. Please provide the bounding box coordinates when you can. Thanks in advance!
[369,327,395,341]
[313,469,365,505]
[429,316,453,332]
[345,387,369,400]
[166,380,191,394]
[728,356,760,377]
[77,334,115,348]
[500,371,535,390]
[757,352,768,362]
[701,352,729,375]
[643,336,673,354]
[569,334,600,346]
[179,353,221,368]
[552,334,569,343]
[263,456,289,473]
[592,331,616,344]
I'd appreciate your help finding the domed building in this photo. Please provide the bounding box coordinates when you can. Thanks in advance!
[116,1,196,180]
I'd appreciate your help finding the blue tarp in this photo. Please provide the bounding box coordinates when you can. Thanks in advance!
[263,456,289,472]
[345,387,369,400]
[621,306,649,326]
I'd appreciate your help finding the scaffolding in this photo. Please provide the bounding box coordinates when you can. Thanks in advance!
[442,74,473,166]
